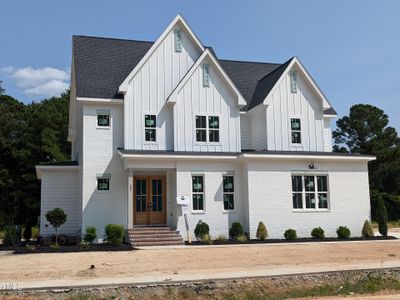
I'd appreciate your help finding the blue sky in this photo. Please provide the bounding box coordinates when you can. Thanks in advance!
[1,0,399,130]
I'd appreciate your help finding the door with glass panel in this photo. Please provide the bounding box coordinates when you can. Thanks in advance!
[133,176,166,225]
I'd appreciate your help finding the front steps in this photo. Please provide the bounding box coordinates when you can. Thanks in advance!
[127,226,184,247]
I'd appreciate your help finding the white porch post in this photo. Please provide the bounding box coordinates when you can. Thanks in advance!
[128,169,133,228]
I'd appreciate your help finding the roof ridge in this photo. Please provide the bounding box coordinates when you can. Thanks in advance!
[73,35,154,44]
[219,58,282,65]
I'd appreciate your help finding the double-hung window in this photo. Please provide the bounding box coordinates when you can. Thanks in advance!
[144,114,156,142]
[192,175,204,211]
[195,115,219,143]
[290,118,301,144]
[223,175,234,210]
[292,174,329,210]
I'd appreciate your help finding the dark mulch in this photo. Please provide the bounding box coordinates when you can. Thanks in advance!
[0,243,133,254]
[186,236,397,246]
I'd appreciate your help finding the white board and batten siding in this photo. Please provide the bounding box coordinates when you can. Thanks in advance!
[40,169,80,236]
[174,57,241,152]
[124,26,201,151]
[263,66,331,152]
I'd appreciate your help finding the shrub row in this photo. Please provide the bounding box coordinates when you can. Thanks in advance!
[194,220,376,243]
[82,224,125,246]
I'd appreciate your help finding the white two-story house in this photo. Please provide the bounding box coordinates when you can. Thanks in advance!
[36,15,375,245]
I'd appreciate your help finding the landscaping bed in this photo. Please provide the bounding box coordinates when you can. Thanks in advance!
[186,235,397,246]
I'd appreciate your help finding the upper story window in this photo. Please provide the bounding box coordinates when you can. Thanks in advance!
[195,115,219,143]
[192,175,204,211]
[292,174,329,210]
[97,114,110,127]
[174,29,182,52]
[145,114,156,142]
[290,118,301,144]
[290,71,298,93]
[223,175,234,210]
[203,63,210,87]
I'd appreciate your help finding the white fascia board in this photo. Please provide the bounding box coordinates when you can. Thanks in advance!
[323,114,338,118]
[119,14,205,93]
[167,49,247,107]
[118,150,237,160]
[263,57,333,110]
[76,97,124,104]
[36,165,79,179]
[241,153,376,161]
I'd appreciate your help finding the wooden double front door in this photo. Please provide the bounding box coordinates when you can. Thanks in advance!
[134,176,166,225]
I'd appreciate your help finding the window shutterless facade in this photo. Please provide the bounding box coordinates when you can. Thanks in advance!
[97,114,110,127]
[195,115,219,143]
[223,175,234,210]
[290,70,298,93]
[97,178,110,191]
[144,114,156,142]
[292,174,329,210]
[192,175,204,211]
[174,29,182,52]
[290,118,301,144]
[203,63,210,87]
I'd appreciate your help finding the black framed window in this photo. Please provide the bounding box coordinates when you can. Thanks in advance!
[195,116,207,142]
[291,175,303,209]
[97,114,110,127]
[291,118,301,144]
[223,175,234,210]
[208,116,219,142]
[145,114,156,142]
[97,178,110,191]
[192,175,204,211]
[292,174,329,210]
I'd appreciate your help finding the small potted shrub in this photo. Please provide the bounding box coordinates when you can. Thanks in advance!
[229,222,244,240]
[361,220,374,238]
[194,221,210,240]
[284,229,297,240]
[83,226,97,244]
[336,226,351,239]
[256,222,268,240]
[104,224,125,246]
[311,227,325,239]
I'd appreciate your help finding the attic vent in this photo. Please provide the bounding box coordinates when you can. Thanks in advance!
[203,63,210,87]
[290,71,298,93]
[174,29,182,52]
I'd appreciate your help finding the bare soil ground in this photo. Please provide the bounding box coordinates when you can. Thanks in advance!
[0,240,400,283]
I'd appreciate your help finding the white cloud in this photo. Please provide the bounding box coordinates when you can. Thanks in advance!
[1,66,69,98]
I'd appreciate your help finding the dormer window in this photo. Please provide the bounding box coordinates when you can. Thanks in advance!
[290,118,301,144]
[290,71,298,93]
[144,114,156,142]
[203,63,210,87]
[174,29,182,52]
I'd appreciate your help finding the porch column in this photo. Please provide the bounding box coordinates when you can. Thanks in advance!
[128,169,133,228]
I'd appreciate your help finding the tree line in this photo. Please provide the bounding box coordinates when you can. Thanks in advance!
[0,81,399,232]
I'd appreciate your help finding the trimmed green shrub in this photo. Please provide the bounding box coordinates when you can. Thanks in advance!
[23,226,32,241]
[45,208,67,245]
[256,222,268,240]
[229,222,244,239]
[83,226,97,244]
[194,221,210,240]
[284,229,297,240]
[375,195,388,237]
[3,225,17,246]
[336,226,351,239]
[311,227,325,239]
[199,234,213,245]
[104,224,125,246]
[361,220,374,238]
[236,234,247,243]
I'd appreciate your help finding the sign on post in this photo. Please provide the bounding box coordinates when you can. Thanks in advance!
[177,195,191,243]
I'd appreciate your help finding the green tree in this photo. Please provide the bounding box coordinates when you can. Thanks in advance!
[375,195,388,237]
[0,81,5,95]
[45,208,67,245]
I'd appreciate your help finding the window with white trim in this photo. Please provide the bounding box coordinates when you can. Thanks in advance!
[195,115,219,143]
[290,118,301,144]
[192,175,204,211]
[223,175,234,210]
[290,70,298,93]
[144,114,156,142]
[292,174,329,210]
[97,114,110,127]
[174,29,182,52]
[203,63,210,87]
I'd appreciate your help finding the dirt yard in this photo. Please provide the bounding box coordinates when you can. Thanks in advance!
[1,240,400,283]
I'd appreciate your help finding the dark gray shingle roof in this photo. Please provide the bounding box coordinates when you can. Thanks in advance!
[73,35,334,113]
